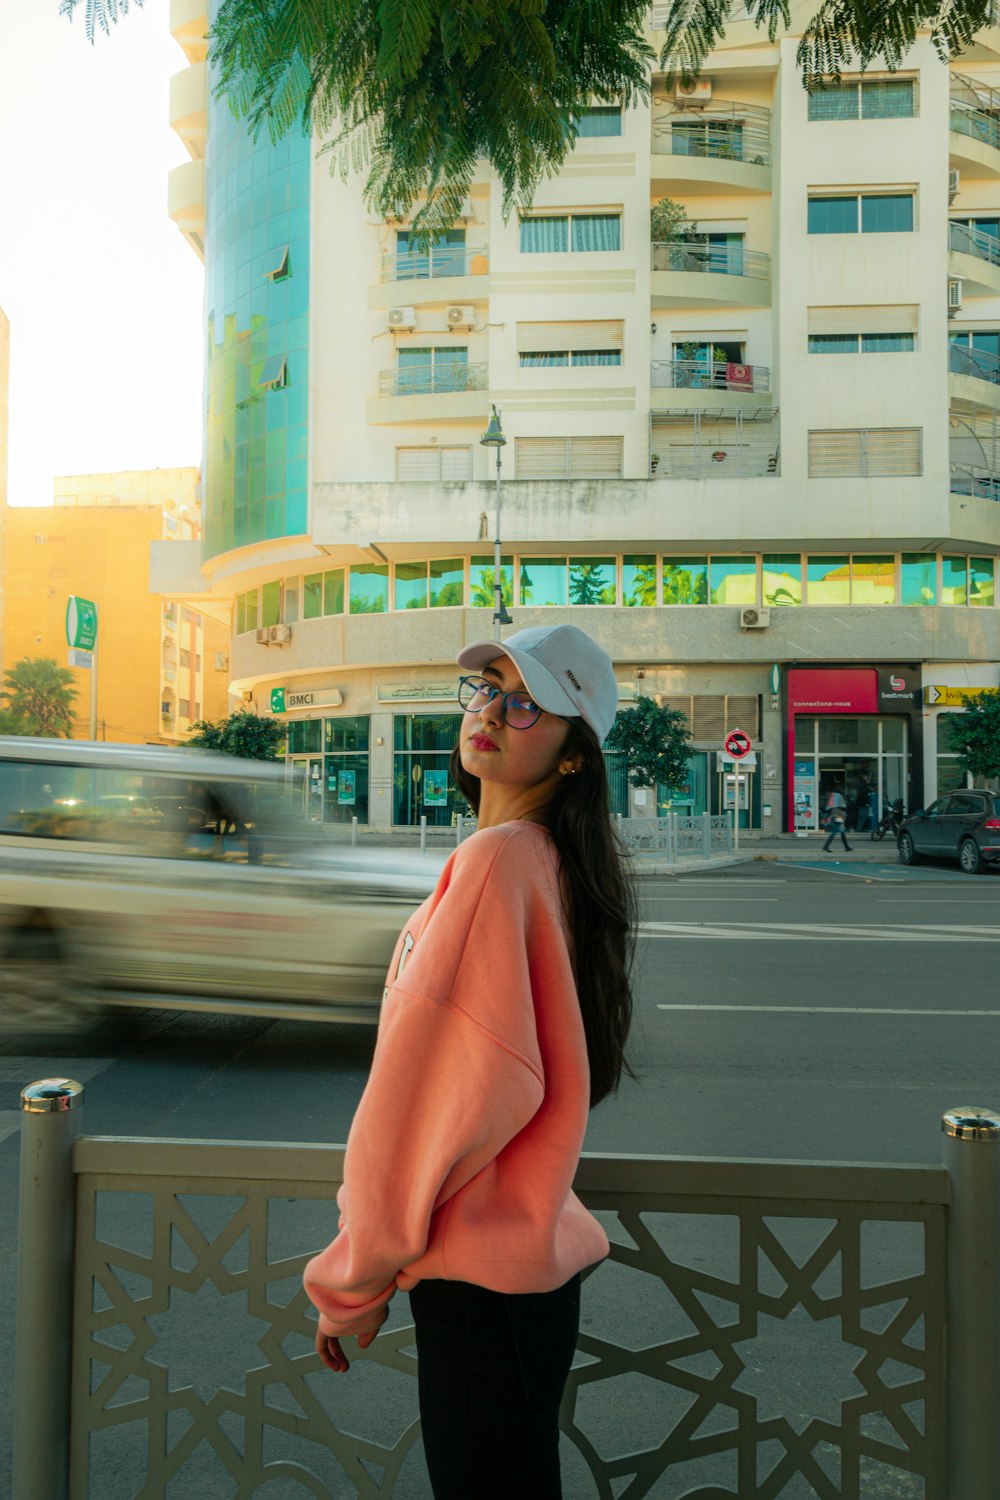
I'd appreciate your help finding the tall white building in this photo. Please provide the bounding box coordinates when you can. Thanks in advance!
[156,3,1000,833]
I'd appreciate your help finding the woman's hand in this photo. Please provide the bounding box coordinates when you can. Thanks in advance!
[314,1304,388,1373]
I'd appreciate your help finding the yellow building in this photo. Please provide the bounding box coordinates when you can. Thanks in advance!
[4,469,230,744]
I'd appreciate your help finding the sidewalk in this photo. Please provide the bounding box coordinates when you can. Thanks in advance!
[628,832,901,876]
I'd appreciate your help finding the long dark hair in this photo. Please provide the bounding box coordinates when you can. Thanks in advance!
[449,719,637,1106]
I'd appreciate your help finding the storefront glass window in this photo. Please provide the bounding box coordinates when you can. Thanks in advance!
[709,556,757,605]
[395,562,428,611]
[936,713,970,796]
[970,557,995,606]
[763,555,802,606]
[303,573,322,619]
[324,756,369,823]
[349,564,389,614]
[662,558,708,604]
[900,554,937,605]
[622,555,656,607]
[942,556,967,605]
[323,569,345,615]
[325,717,370,752]
[287,720,322,754]
[520,558,568,607]
[817,717,880,752]
[807,556,850,604]
[392,713,465,826]
[851,555,896,605]
[430,559,465,607]
[470,555,513,608]
[261,581,281,627]
[283,578,299,622]
[794,718,816,752]
[569,558,616,605]
[881,718,905,751]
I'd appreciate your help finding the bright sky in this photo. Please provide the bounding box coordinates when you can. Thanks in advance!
[0,2,203,507]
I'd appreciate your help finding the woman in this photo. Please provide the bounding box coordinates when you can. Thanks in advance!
[304,623,637,1499]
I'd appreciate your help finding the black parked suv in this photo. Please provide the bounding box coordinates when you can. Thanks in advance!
[897,790,1000,874]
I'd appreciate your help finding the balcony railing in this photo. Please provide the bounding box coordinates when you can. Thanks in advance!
[650,408,780,478]
[950,461,1000,501]
[652,358,771,393]
[378,362,488,397]
[950,71,1000,153]
[652,99,771,166]
[949,342,1000,386]
[949,219,1000,267]
[381,245,489,282]
[651,240,770,279]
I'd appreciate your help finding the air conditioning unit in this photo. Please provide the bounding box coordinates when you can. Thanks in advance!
[949,168,960,202]
[447,305,476,329]
[269,624,293,645]
[255,627,271,645]
[674,79,712,106]
[214,652,229,671]
[388,306,417,331]
[948,278,963,314]
[740,607,771,629]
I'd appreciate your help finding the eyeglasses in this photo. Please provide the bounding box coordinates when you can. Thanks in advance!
[457,675,545,730]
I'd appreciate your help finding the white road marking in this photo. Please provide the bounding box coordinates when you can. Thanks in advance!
[673,878,787,886]
[657,1004,1000,1016]
[642,897,780,903]
[639,921,1000,942]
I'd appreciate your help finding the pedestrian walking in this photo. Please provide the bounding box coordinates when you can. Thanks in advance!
[304,623,637,1500]
[822,783,852,853]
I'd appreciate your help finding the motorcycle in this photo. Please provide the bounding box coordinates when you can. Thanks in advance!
[870,798,905,841]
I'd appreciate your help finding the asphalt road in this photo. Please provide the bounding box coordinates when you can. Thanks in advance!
[2,857,997,1496]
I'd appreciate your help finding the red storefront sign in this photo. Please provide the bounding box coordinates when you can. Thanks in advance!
[786,669,878,828]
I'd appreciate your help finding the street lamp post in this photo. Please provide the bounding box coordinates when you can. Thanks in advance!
[479,405,512,642]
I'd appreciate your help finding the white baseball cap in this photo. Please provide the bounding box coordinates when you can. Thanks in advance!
[457,625,618,745]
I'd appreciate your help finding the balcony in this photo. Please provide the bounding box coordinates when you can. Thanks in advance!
[949,342,1000,410]
[651,241,770,309]
[948,220,1000,295]
[651,358,770,410]
[650,408,780,479]
[950,462,1000,502]
[651,99,771,195]
[370,244,490,310]
[167,158,205,262]
[169,61,207,160]
[950,72,1000,178]
[367,362,490,424]
[169,0,209,63]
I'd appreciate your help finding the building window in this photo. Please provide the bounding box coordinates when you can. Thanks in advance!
[324,717,370,826]
[283,578,299,623]
[303,569,344,619]
[763,555,803,606]
[261,581,281,628]
[809,332,915,353]
[236,589,259,634]
[287,720,322,754]
[806,556,850,606]
[392,560,464,612]
[179,649,191,668]
[807,428,922,477]
[519,212,622,253]
[395,346,470,396]
[396,446,473,481]
[259,354,288,390]
[517,320,624,365]
[394,228,466,280]
[519,349,622,367]
[514,436,624,479]
[709,556,757,605]
[349,564,389,614]
[623,555,656,607]
[807,193,914,234]
[573,106,623,138]
[179,700,190,718]
[943,555,997,605]
[850,555,896,605]
[808,78,916,121]
[470,555,513,608]
[662,558,709,605]
[393,713,466,827]
[900,554,938,606]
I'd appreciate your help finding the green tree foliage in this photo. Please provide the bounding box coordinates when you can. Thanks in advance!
[569,563,616,606]
[1,657,79,737]
[946,692,1000,782]
[185,708,287,759]
[63,0,994,239]
[650,196,698,243]
[0,706,32,736]
[605,695,692,791]
[470,566,513,609]
[624,563,657,607]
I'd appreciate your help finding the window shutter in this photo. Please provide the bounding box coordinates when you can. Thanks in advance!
[808,305,918,336]
[569,436,624,478]
[517,321,625,354]
[808,430,865,476]
[516,436,624,479]
[863,428,922,475]
[809,428,922,476]
[440,447,473,481]
[725,696,760,736]
[396,447,442,481]
[516,438,572,478]
[692,697,726,740]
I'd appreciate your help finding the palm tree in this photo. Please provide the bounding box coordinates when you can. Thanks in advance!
[1,658,79,738]
[62,0,990,243]
[0,706,32,736]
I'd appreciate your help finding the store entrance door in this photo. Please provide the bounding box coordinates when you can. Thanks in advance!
[289,757,324,822]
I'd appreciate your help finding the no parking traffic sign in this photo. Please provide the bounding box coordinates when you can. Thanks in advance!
[724,728,752,760]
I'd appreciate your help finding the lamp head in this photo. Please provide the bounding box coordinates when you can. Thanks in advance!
[479,404,506,448]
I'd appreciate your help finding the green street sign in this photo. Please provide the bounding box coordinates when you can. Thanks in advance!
[270,687,286,713]
[66,596,98,652]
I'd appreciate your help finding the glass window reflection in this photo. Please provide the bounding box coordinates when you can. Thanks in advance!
[900,554,937,605]
[520,558,568,607]
[429,559,464,608]
[349,565,389,614]
[623,555,656,607]
[709,556,757,605]
[662,558,708,604]
[763,555,802,606]
[942,556,968,605]
[569,558,617,605]
[851,555,896,604]
[807,556,850,604]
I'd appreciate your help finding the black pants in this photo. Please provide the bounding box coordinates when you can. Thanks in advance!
[409,1274,581,1500]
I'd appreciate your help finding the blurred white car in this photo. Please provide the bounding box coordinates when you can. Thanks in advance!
[0,738,445,1030]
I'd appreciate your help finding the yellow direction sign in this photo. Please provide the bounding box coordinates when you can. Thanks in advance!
[924,685,998,707]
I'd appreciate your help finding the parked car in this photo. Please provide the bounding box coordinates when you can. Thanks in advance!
[0,738,445,1030]
[897,790,1000,874]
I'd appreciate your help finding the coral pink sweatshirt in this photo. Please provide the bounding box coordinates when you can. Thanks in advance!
[303,821,609,1338]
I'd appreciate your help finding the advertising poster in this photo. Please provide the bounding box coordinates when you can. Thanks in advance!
[424,770,448,807]
[793,758,816,830]
[337,770,356,806]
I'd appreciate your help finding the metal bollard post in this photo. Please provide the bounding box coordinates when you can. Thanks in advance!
[942,1106,1000,1500]
[14,1078,84,1500]
[351,816,358,847]
[456,814,464,846]
[420,814,427,852]
[702,811,711,858]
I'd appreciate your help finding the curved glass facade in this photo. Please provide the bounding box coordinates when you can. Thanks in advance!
[203,8,310,560]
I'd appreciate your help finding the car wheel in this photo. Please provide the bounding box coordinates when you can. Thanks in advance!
[897,832,921,866]
[959,838,987,876]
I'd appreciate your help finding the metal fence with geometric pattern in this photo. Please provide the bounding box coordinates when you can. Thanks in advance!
[13,1083,1000,1500]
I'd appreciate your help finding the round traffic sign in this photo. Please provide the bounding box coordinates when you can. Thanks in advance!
[724,728,752,760]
